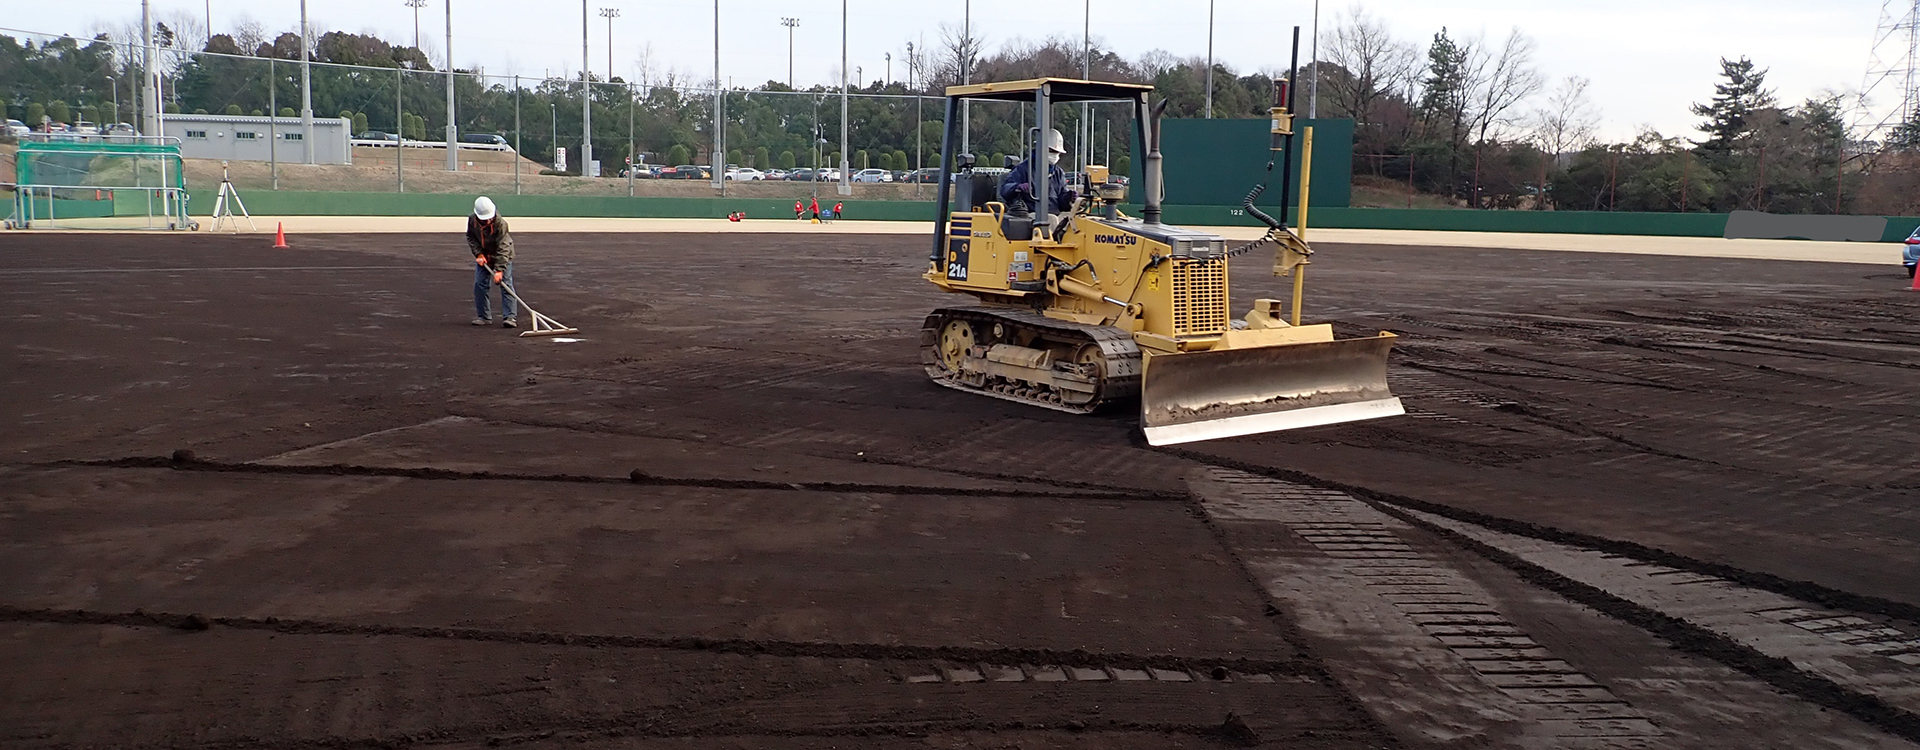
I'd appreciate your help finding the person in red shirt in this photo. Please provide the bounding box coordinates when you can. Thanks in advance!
[832,202,844,222]
[809,197,820,221]
[794,200,804,220]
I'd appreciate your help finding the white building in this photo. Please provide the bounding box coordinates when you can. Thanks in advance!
[161,114,353,165]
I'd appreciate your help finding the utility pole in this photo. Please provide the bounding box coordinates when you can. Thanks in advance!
[581,0,592,177]
[445,0,459,171]
[142,0,161,136]
[713,0,723,191]
[781,18,799,88]
[515,74,522,195]
[600,8,619,80]
[405,0,426,50]
[105,76,119,127]
[300,0,314,163]
[839,0,850,195]
[1204,0,1214,118]
[884,53,891,85]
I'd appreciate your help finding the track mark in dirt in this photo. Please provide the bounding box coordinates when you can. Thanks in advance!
[903,663,1293,685]
[0,604,1313,677]
[1190,468,1664,748]
[40,455,1180,501]
[1399,507,1920,724]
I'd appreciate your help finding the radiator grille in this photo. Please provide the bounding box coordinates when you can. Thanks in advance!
[1169,260,1228,336]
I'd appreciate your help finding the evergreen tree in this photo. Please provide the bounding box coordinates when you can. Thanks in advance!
[46,101,69,123]
[1690,57,1774,153]
[779,150,796,170]
[352,112,369,133]
[855,149,869,170]
[666,144,690,165]
[754,145,769,169]
[226,104,244,115]
[1417,28,1470,197]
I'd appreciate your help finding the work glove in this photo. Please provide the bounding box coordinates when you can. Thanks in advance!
[493,270,504,284]
[1063,189,1079,206]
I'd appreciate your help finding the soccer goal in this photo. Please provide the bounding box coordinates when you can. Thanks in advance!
[5,136,197,231]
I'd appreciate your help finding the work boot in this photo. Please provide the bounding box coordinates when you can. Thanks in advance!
[502,318,518,329]
[472,317,490,326]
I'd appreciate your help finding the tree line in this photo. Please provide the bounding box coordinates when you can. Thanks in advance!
[2,11,1894,213]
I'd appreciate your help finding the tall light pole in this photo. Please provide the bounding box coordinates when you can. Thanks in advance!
[404,0,426,51]
[445,0,459,171]
[580,0,592,177]
[1204,0,1214,118]
[599,8,619,81]
[960,0,970,156]
[712,0,723,190]
[1081,0,1090,174]
[1309,0,1320,118]
[838,0,850,195]
[781,18,799,88]
[140,0,156,135]
[884,53,890,85]
[550,100,558,170]
[301,0,314,162]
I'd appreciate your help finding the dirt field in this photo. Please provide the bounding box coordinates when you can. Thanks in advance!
[3,229,1917,749]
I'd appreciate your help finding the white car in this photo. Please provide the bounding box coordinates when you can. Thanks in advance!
[4,119,28,137]
[72,121,100,135]
[725,168,765,181]
[851,168,893,183]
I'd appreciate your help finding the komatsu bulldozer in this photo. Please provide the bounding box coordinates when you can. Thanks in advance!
[919,77,1403,445]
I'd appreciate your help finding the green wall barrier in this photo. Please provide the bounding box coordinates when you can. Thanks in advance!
[185,190,942,222]
[1135,204,1732,237]
[177,188,1920,244]
[1128,117,1354,209]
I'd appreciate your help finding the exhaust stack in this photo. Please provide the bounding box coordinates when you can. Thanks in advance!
[1142,99,1168,225]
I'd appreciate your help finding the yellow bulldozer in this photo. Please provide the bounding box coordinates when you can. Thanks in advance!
[919,77,1402,445]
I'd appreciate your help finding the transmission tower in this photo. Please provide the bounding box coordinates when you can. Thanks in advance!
[1856,0,1920,144]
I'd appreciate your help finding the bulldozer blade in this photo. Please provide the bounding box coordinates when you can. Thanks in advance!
[1140,333,1402,446]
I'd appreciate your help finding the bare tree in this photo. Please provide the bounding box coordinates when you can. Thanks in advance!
[1464,27,1543,146]
[1322,7,1418,157]
[633,42,658,89]
[1530,75,1600,160]
[933,22,983,88]
[231,15,268,56]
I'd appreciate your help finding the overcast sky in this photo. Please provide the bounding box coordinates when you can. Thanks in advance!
[7,0,1886,141]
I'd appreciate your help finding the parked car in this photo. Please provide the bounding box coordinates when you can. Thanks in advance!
[358,130,401,142]
[786,168,816,181]
[726,167,765,181]
[815,168,844,182]
[763,169,789,181]
[71,121,100,135]
[3,119,28,137]
[851,168,892,183]
[460,133,509,146]
[621,165,656,178]
[1904,226,1920,279]
[902,167,941,183]
[666,164,710,180]
[890,170,908,182]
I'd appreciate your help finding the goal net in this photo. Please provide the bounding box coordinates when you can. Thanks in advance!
[6,138,193,230]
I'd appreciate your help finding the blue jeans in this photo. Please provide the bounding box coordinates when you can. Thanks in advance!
[474,262,518,320]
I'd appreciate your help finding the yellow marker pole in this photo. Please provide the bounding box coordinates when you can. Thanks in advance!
[1291,126,1314,326]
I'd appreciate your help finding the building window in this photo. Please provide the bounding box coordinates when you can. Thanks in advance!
[282,133,303,141]
[235,131,259,140]
[185,130,208,139]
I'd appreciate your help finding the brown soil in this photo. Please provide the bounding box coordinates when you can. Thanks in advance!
[2,230,1914,748]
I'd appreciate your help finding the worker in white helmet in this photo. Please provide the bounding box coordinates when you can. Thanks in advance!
[999,127,1076,215]
[466,196,518,328]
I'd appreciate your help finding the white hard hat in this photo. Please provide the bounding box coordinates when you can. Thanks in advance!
[473,196,497,220]
[1046,128,1066,154]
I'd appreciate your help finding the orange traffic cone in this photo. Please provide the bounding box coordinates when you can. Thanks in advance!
[1910,266,1919,291]
[272,222,289,249]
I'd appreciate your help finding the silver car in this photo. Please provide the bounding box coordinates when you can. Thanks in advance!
[1905,226,1920,278]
